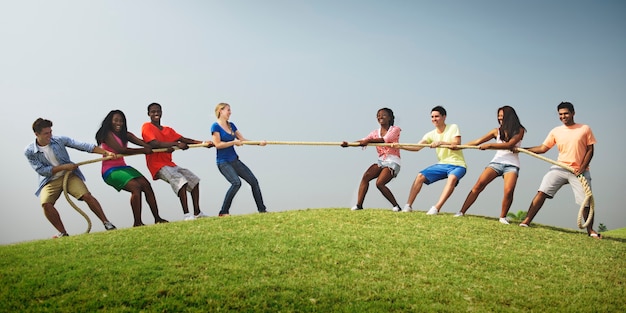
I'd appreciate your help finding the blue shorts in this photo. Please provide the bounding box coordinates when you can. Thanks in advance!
[420,164,466,185]
[487,162,519,176]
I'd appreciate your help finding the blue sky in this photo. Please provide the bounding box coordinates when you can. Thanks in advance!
[1,0,624,244]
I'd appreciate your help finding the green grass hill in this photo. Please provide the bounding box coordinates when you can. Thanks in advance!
[1,209,624,312]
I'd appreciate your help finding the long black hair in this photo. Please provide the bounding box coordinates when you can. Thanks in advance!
[96,110,129,146]
[498,106,525,142]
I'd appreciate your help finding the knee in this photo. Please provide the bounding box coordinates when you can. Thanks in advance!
[415,174,426,183]
[231,179,242,189]
[80,193,95,202]
[472,182,487,193]
[42,203,55,212]
[503,187,515,196]
[375,181,388,190]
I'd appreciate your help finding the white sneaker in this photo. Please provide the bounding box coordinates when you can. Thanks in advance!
[519,223,529,227]
[454,212,464,217]
[426,206,438,215]
[350,206,363,211]
[195,211,210,218]
[402,204,412,213]
[392,206,401,212]
[499,217,510,225]
[183,213,196,221]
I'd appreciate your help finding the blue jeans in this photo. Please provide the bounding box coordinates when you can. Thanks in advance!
[217,159,266,214]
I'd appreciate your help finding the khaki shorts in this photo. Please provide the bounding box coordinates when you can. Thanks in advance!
[40,173,90,205]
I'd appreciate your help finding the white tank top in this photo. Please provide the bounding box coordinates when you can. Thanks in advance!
[490,130,521,167]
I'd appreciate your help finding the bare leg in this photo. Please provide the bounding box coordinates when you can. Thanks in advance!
[407,174,427,207]
[376,168,399,207]
[501,172,518,218]
[460,168,498,214]
[42,203,67,234]
[81,193,110,223]
[177,183,190,214]
[583,206,600,237]
[521,191,548,225]
[123,179,145,226]
[433,175,459,211]
[191,184,201,215]
[356,164,382,208]
[134,177,166,223]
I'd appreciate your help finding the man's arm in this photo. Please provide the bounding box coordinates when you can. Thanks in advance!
[520,144,550,154]
[577,144,594,176]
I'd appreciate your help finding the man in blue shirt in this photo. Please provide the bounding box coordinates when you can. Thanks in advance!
[25,118,118,238]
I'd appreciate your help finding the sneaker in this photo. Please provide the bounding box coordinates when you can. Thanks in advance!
[103,221,117,230]
[218,213,230,217]
[426,206,438,215]
[194,211,210,218]
[52,232,69,238]
[454,212,464,217]
[392,206,401,212]
[402,204,412,213]
[499,217,510,225]
[350,205,363,211]
[183,213,196,221]
[519,223,529,227]
[155,218,169,224]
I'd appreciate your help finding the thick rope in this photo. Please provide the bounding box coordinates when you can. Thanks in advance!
[244,141,593,229]
[63,143,210,234]
[63,141,592,232]
[517,148,593,229]
[242,141,480,149]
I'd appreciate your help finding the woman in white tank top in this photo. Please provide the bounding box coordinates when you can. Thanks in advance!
[455,106,526,224]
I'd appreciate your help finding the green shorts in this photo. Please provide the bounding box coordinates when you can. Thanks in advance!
[103,166,144,191]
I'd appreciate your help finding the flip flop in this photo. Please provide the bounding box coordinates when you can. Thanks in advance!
[588,233,603,239]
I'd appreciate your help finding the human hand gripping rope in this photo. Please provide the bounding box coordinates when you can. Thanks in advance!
[515,148,594,229]
[64,141,592,233]
[62,143,212,234]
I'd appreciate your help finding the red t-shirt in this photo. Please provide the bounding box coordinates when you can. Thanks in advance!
[141,122,182,179]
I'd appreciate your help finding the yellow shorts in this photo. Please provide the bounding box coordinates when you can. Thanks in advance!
[40,173,89,205]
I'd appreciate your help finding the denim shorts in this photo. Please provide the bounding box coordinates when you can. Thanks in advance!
[377,160,400,178]
[487,162,519,176]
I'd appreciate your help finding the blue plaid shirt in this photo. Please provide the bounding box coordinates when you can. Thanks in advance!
[24,136,96,196]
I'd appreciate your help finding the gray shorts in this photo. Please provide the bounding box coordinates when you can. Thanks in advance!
[538,166,592,205]
[156,165,200,194]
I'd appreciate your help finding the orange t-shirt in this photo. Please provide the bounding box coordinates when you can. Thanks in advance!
[543,123,596,172]
[141,122,182,179]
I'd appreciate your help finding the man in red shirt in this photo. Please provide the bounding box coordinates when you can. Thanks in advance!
[141,102,213,221]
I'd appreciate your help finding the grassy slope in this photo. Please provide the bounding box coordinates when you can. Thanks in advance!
[1,209,624,312]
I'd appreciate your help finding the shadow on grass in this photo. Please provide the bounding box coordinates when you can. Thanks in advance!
[465,214,626,243]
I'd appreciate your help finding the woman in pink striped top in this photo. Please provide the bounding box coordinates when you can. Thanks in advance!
[342,108,402,212]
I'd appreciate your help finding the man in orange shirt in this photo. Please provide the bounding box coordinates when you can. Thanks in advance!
[141,102,213,221]
[518,102,601,238]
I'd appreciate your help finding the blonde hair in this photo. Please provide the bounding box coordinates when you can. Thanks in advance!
[215,102,230,118]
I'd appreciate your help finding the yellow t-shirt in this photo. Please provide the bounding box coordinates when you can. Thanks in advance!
[422,124,466,167]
